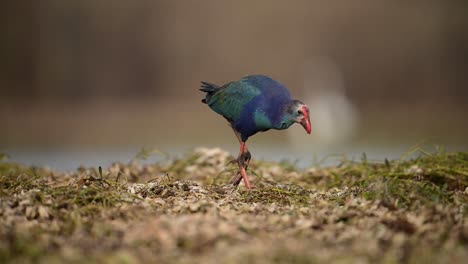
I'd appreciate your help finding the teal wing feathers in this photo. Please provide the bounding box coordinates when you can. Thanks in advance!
[206,80,261,122]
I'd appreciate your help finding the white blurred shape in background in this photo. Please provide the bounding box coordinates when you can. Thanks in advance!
[288,57,359,148]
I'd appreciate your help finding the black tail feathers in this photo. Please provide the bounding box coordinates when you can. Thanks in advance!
[200,81,219,92]
[200,81,220,104]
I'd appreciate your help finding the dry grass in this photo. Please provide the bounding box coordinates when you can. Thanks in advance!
[0,147,467,263]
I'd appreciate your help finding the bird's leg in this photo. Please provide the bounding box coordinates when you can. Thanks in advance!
[228,127,252,188]
[228,143,252,188]
[229,127,251,165]
[229,145,251,186]
[237,142,251,190]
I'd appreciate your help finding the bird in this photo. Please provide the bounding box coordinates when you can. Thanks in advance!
[200,75,311,190]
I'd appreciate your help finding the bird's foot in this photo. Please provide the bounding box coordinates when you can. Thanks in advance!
[229,171,257,190]
[229,149,251,167]
[228,171,242,186]
[228,149,251,188]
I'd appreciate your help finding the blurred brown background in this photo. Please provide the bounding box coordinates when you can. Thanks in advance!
[0,1,467,168]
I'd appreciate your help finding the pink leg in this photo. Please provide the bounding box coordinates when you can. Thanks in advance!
[238,142,251,190]
[229,126,252,188]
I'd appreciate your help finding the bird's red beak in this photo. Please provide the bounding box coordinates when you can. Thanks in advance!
[300,106,311,134]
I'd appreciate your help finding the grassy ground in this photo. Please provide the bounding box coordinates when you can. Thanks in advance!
[0,147,467,263]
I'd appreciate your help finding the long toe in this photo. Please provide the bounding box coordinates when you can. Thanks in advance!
[229,171,243,186]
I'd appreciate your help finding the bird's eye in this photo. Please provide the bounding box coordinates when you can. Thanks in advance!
[297,110,303,115]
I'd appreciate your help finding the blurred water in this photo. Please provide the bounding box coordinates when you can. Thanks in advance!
[5,142,463,172]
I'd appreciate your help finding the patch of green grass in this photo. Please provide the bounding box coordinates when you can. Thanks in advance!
[240,184,311,206]
[302,149,468,208]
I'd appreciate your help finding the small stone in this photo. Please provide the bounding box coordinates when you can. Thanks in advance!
[38,206,50,219]
[25,206,36,219]
[189,203,200,212]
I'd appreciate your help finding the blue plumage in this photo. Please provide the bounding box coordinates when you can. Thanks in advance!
[200,74,311,189]
[201,75,297,141]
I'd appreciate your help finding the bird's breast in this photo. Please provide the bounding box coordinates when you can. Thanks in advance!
[253,110,273,130]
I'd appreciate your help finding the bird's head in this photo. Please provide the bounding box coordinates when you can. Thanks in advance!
[280,100,311,134]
